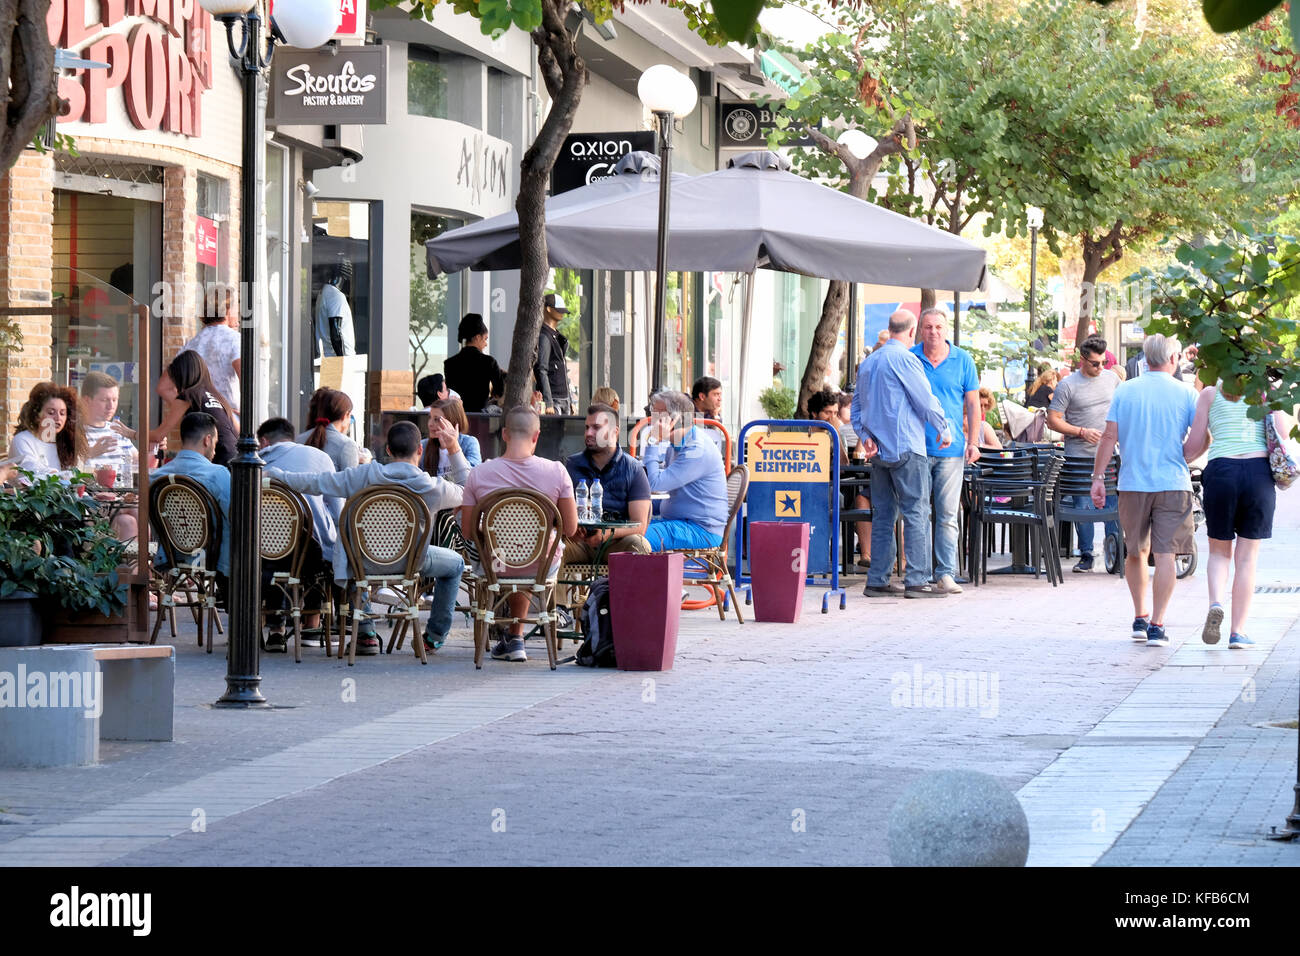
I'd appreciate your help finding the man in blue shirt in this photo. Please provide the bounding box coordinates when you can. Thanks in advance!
[642,390,728,551]
[153,412,232,586]
[911,308,981,594]
[1091,334,1197,647]
[563,402,651,566]
[852,309,952,598]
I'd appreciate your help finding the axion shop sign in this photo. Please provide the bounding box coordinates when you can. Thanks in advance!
[50,0,212,136]
[268,46,388,125]
[551,131,656,195]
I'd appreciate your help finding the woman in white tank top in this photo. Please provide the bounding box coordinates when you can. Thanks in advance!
[1183,384,1285,649]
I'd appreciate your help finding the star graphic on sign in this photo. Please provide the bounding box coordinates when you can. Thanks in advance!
[780,493,798,513]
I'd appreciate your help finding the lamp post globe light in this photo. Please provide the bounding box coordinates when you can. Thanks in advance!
[638,64,697,393]
[197,0,338,707]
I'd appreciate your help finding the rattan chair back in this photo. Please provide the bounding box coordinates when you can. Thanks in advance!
[149,474,222,568]
[338,484,432,580]
[472,489,562,585]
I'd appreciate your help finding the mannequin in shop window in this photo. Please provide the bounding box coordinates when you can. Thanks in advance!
[315,260,356,358]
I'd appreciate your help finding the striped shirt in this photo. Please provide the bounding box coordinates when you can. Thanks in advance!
[1207,390,1266,460]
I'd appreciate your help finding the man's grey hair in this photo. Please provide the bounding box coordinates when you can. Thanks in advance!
[1143,333,1181,369]
[650,389,695,429]
[887,309,917,334]
[918,307,948,326]
[503,405,540,438]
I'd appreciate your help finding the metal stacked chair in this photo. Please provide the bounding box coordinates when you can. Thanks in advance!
[666,466,749,623]
[260,478,337,662]
[969,448,1065,585]
[149,475,225,650]
[337,485,433,666]
[469,489,564,670]
[1055,455,1121,574]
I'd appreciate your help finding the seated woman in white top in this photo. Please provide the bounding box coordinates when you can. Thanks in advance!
[8,381,91,478]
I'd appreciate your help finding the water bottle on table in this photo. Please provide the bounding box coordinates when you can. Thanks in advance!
[590,478,603,522]
[575,480,590,522]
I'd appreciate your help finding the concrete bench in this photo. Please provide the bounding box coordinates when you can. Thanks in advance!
[0,644,175,768]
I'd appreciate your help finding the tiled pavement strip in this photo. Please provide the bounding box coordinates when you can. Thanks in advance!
[0,492,1297,866]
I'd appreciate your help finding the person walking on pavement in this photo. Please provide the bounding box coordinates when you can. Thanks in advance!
[910,308,980,594]
[1182,383,1286,649]
[1047,334,1122,572]
[1090,334,1197,647]
[534,292,572,414]
[852,309,952,599]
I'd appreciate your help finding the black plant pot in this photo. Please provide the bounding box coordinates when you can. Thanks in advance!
[0,592,44,647]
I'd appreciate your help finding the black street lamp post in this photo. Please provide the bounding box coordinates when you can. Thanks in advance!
[200,0,336,707]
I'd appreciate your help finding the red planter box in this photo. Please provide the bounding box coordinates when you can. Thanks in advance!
[609,552,684,671]
[749,521,809,623]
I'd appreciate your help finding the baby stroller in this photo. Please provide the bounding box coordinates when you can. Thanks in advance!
[1103,468,1203,579]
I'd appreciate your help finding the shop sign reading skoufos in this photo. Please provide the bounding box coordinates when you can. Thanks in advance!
[268,47,387,125]
[49,0,212,135]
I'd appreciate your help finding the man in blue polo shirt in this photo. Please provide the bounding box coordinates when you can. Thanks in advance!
[563,402,651,567]
[642,389,728,550]
[911,308,981,594]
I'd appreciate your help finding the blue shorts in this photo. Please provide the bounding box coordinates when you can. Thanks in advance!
[1202,456,1275,540]
[645,518,722,551]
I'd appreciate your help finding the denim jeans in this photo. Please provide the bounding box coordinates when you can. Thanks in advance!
[869,452,933,588]
[1070,494,1120,556]
[419,544,466,642]
[929,456,965,581]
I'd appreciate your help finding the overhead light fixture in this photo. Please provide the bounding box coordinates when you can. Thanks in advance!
[300,179,320,198]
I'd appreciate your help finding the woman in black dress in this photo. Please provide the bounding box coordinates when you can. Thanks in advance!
[149,350,238,466]
[442,312,504,414]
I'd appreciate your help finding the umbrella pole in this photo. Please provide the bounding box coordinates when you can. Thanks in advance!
[651,110,675,394]
[738,270,755,424]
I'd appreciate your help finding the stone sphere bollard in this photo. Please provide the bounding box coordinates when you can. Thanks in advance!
[888,769,1030,867]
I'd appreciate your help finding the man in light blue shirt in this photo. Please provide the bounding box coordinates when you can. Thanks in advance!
[911,308,981,593]
[153,412,231,579]
[1091,334,1197,647]
[852,309,952,598]
[642,389,728,551]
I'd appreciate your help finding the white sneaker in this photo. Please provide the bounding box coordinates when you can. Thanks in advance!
[936,574,963,594]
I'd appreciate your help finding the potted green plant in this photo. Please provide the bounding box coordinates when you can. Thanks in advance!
[758,384,797,420]
[0,471,129,644]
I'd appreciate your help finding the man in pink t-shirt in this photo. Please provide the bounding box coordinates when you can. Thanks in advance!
[460,406,578,662]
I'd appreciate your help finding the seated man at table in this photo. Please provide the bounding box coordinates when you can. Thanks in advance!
[642,389,728,551]
[153,411,231,595]
[562,402,651,572]
[256,417,340,652]
[460,406,579,662]
[269,419,467,655]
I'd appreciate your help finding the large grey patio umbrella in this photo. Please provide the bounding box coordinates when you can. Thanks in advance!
[425,151,687,276]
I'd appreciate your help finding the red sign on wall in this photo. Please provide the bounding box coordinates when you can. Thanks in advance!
[196,216,218,267]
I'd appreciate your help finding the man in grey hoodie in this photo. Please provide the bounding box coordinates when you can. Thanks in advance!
[268,419,467,654]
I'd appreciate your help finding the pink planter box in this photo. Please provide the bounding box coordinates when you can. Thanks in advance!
[749,522,809,623]
[609,552,684,671]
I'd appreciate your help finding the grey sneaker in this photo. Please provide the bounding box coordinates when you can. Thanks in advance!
[1145,624,1169,647]
[864,583,904,597]
[1201,605,1223,645]
[904,584,948,599]
[1228,633,1254,649]
[491,637,527,662]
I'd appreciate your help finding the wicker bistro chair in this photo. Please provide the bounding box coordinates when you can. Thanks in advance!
[148,474,225,651]
[665,466,749,623]
[260,479,337,663]
[337,485,434,667]
[469,489,565,670]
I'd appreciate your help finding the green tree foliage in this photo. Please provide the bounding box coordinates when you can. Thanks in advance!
[1132,229,1300,427]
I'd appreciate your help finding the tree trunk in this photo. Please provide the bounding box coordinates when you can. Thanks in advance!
[502,0,587,410]
[1,0,60,173]
[919,288,937,313]
[1076,221,1125,352]
[795,119,912,416]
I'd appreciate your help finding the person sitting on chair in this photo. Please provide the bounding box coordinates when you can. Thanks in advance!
[460,406,579,663]
[257,417,340,653]
[641,389,728,552]
[153,412,232,598]
[563,403,651,568]
[269,420,467,656]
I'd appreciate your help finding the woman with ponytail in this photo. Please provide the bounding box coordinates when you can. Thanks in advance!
[296,388,362,471]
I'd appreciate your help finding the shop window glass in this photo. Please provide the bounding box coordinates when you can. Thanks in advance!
[410,212,462,384]
[408,46,449,119]
[311,200,372,360]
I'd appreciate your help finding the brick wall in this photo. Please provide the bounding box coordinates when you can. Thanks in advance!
[0,152,55,453]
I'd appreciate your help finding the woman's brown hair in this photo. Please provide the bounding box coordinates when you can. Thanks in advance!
[420,397,468,476]
[304,388,352,451]
[166,349,234,417]
[15,381,89,469]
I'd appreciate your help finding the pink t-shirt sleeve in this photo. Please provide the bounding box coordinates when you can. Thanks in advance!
[461,470,479,508]
[553,462,574,500]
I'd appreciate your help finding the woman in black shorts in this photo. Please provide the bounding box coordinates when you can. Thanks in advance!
[1184,384,1283,649]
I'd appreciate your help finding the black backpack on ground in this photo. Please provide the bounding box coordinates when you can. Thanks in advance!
[575,576,616,668]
